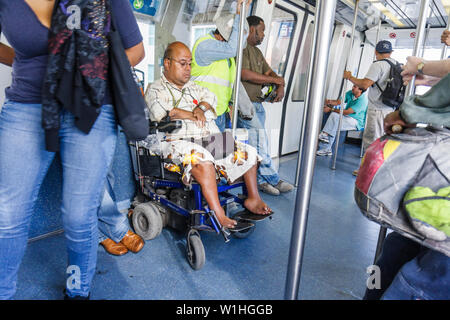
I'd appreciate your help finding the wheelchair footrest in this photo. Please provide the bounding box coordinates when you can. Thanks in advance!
[229,221,254,233]
[234,210,274,222]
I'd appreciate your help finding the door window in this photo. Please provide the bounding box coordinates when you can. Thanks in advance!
[291,21,314,101]
[265,6,296,76]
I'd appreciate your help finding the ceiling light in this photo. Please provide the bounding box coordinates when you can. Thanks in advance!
[442,0,450,14]
[341,0,356,7]
[368,0,406,27]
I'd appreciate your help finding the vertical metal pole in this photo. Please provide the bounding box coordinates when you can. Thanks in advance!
[360,18,382,158]
[295,23,317,187]
[405,0,430,97]
[231,0,247,132]
[284,0,337,300]
[440,14,450,60]
[331,0,359,170]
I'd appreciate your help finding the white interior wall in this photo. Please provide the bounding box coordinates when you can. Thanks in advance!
[325,24,353,99]
[358,41,375,79]
[365,25,447,49]
[325,23,371,102]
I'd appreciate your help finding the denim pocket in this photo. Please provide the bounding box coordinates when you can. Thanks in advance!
[253,102,264,113]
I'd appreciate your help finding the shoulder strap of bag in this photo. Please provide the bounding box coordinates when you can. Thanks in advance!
[373,59,395,92]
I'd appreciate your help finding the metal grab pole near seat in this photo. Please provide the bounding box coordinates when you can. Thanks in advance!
[331,0,359,170]
[373,0,430,264]
[405,0,431,97]
[231,0,247,133]
[284,0,337,300]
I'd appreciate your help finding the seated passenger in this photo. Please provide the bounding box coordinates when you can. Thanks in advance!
[145,41,272,229]
[316,84,368,156]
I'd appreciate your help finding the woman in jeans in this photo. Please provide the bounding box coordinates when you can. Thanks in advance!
[0,0,144,299]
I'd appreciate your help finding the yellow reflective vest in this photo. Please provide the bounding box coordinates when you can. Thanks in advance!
[191,34,236,116]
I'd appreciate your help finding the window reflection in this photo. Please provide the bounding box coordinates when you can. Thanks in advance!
[265,6,296,76]
[133,0,242,87]
[292,21,314,102]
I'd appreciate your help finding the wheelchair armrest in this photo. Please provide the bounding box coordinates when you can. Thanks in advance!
[149,119,182,134]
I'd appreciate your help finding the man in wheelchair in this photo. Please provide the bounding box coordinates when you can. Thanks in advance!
[145,42,272,230]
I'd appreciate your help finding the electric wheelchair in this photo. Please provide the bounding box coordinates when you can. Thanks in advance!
[128,119,273,270]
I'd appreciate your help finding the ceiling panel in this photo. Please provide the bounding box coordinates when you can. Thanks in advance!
[335,0,449,30]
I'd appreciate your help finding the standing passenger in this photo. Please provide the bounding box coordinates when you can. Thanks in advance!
[0,0,144,299]
[191,0,251,132]
[238,15,294,196]
[98,141,145,257]
[343,40,400,176]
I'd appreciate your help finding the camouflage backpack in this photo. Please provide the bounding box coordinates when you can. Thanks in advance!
[354,127,450,257]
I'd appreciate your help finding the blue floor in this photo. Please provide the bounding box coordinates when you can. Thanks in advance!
[15,141,381,300]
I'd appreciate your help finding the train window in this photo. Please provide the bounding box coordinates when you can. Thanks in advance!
[291,21,314,102]
[265,6,296,76]
[135,17,156,84]
[191,25,216,50]
[415,47,443,94]
[132,0,242,88]
[391,46,441,95]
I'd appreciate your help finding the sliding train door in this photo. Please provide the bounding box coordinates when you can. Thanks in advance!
[278,7,314,156]
[253,0,314,157]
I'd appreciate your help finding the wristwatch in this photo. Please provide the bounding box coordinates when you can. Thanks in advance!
[417,61,425,74]
[197,103,208,112]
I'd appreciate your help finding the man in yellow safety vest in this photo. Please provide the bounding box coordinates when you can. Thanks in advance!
[191,0,250,132]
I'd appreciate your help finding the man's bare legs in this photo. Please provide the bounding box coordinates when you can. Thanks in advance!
[190,161,237,229]
[190,162,272,229]
[242,164,272,215]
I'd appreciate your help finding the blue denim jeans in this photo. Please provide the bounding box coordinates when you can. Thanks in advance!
[237,102,280,185]
[318,112,358,152]
[382,244,450,300]
[215,112,231,132]
[363,232,450,300]
[97,169,130,243]
[0,101,118,299]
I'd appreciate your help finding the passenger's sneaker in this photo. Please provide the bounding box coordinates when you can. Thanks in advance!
[275,180,294,193]
[316,149,332,156]
[258,182,280,196]
[318,132,330,144]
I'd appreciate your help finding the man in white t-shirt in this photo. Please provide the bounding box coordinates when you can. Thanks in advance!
[343,40,398,175]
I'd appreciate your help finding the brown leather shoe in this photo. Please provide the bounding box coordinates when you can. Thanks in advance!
[120,230,144,253]
[100,238,128,256]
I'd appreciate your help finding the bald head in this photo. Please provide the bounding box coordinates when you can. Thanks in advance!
[163,42,192,88]
[163,41,190,61]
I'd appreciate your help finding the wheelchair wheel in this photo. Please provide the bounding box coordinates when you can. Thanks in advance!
[132,202,163,240]
[186,230,205,270]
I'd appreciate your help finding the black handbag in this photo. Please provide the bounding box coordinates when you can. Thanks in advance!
[108,10,149,141]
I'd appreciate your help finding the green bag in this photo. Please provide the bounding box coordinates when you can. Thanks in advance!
[404,186,450,241]
[400,73,450,128]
